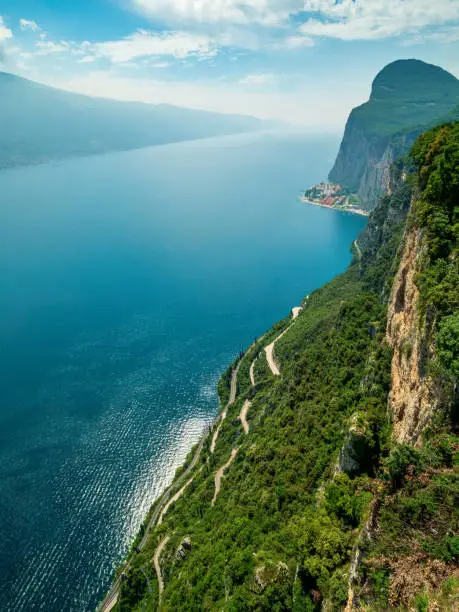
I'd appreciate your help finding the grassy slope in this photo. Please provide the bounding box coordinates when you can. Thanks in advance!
[115,124,459,612]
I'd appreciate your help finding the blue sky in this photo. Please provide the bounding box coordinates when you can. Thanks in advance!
[1,0,459,129]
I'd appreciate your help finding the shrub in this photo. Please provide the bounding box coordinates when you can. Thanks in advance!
[414,592,429,612]
[438,313,459,380]
[383,444,425,489]
[324,474,372,527]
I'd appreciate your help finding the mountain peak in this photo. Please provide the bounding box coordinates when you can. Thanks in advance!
[329,58,459,210]
[370,59,459,101]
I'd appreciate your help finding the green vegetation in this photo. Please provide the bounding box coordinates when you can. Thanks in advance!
[353,60,459,139]
[118,265,389,610]
[110,124,459,611]
[360,433,458,610]
[411,123,459,392]
[356,123,459,610]
[348,194,361,207]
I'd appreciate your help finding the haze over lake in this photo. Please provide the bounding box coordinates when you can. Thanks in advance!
[0,131,366,611]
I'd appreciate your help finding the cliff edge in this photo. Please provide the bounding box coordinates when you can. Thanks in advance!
[329,59,459,211]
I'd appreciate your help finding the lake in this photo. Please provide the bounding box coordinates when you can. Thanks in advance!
[0,131,366,610]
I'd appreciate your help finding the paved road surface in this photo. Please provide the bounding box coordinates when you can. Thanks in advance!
[239,400,251,434]
[210,362,239,453]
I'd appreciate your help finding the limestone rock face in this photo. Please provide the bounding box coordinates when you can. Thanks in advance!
[329,111,388,198]
[357,142,395,211]
[329,117,422,212]
[385,227,445,445]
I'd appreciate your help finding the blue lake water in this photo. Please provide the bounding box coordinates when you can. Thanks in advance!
[0,131,366,611]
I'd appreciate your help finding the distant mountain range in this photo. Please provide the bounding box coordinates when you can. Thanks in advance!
[329,59,459,210]
[0,72,267,169]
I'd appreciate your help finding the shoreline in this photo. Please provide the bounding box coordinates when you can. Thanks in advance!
[99,359,241,611]
[99,430,209,611]
[99,311,300,609]
[299,196,369,217]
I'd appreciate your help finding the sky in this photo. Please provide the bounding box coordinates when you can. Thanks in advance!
[1,0,459,130]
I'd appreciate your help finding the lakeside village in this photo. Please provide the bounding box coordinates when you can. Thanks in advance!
[300,182,369,216]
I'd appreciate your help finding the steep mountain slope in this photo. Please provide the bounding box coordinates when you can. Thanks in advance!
[0,72,265,169]
[329,60,459,211]
[354,122,459,610]
[102,123,458,611]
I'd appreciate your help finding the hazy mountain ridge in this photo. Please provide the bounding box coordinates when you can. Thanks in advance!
[329,59,459,211]
[0,72,266,169]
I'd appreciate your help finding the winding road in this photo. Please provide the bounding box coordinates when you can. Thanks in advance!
[158,474,195,527]
[264,327,291,376]
[211,448,239,506]
[264,306,302,376]
[239,400,251,434]
[153,535,170,598]
[249,358,256,387]
[292,306,302,319]
[210,361,240,453]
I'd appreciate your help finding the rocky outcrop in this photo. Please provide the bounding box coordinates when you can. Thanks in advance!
[329,60,459,211]
[330,119,421,213]
[335,413,372,476]
[175,537,191,563]
[329,110,389,198]
[252,562,290,594]
[345,498,379,612]
[385,227,443,445]
[357,140,394,210]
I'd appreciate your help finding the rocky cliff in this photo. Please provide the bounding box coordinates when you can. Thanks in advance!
[351,123,459,610]
[385,226,443,445]
[329,60,459,211]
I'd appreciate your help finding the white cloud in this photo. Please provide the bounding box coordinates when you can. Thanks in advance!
[19,18,41,32]
[422,26,459,43]
[239,73,276,86]
[88,30,218,63]
[18,28,256,67]
[299,0,459,41]
[36,40,70,55]
[77,55,96,64]
[131,0,303,27]
[278,36,315,49]
[144,60,171,68]
[0,16,13,41]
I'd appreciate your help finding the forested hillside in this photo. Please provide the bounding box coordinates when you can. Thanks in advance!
[103,123,458,611]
